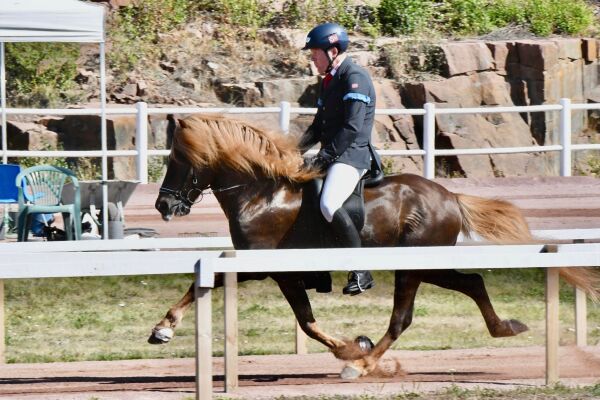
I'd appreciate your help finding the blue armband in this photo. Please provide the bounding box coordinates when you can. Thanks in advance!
[343,92,371,104]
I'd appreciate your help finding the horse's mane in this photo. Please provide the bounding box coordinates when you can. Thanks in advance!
[173,114,320,183]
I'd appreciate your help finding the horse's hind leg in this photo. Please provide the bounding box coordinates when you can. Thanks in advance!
[343,271,421,378]
[422,269,528,337]
[275,277,347,350]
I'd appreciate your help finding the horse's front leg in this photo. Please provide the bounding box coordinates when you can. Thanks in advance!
[148,279,201,344]
[149,273,269,344]
[342,270,421,378]
[274,275,347,350]
[422,269,528,337]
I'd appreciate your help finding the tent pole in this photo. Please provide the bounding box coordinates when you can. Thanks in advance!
[100,41,109,239]
[0,43,5,364]
[1,42,7,164]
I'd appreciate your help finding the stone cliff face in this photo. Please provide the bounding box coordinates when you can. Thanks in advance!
[384,38,600,177]
[6,36,600,180]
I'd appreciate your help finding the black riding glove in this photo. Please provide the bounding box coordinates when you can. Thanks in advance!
[303,155,330,173]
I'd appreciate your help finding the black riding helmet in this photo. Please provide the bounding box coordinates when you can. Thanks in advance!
[302,23,349,73]
[302,22,349,52]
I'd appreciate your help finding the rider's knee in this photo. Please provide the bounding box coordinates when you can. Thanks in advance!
[320,200,336,223]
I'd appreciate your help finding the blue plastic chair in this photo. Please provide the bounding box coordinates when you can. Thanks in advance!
[15,165,82,242]
[0,163,20,203]
[0,164,21,237]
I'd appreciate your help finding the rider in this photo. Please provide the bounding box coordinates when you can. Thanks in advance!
[300,22,382,296]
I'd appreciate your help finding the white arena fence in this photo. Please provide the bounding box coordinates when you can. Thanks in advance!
[0,228,599,399]
[2,99,600,182]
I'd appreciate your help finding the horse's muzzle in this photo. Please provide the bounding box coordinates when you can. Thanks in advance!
[156,197,190,221]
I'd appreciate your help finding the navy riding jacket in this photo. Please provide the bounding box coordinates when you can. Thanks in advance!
[300,57,382,172]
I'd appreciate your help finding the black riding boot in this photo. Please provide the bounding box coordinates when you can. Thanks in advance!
[329,208,374,295]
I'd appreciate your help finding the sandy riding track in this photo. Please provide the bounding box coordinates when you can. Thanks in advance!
[124,177,600,238]
[2,177,599,399]
[0,346,599,399]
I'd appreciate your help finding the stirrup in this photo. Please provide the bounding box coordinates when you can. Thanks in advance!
[343,271,374,296]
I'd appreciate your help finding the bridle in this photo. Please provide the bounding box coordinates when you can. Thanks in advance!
[159,168,245,207]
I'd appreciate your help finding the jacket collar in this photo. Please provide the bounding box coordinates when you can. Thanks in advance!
[321,57,351,97]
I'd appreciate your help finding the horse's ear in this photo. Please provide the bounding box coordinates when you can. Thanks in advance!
[168,114,182,130]
[167,114,181,149]
[177,119,186,128]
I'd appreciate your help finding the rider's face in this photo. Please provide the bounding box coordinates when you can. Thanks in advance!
[310,48,337,75]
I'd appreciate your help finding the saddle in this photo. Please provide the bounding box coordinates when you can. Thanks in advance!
[293,170,384,293]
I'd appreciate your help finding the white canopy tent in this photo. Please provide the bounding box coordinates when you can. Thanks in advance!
[0,0,111,238]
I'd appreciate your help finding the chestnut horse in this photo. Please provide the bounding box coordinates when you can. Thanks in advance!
[150,114,599,378]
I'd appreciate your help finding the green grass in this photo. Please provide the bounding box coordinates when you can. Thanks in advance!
[4,269,600,363]
[211,383,600,399]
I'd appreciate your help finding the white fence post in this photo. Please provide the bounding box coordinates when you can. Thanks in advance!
[1,42,7,164]
[575,288,587,346]
[0,280,4,364]
[296,322,307,355]
[136,102,149,184]
[279,101,291,134]
[223,251,238,393]
[195,259,213,400]
[559,98,572,177]
[559,98,586,345]
[423,102,436,179]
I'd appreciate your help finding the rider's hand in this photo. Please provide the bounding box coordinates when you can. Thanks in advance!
[303,155,329,172]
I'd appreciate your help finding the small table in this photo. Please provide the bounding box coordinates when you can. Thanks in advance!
[62,180,139,239]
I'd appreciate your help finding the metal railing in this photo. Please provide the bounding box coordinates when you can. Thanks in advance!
[2,99,600,182]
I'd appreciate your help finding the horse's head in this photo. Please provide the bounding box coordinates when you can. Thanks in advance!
[155,155,215,221]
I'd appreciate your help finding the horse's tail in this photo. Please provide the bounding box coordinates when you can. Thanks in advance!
[456,193,533,244]
[456,193,600,302]
[558,268,600,302]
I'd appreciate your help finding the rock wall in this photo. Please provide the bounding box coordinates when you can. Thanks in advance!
[396,38,600,177]
[5,37,600,179]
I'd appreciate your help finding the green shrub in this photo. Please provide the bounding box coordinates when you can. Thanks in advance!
[527,0,556,36]
[437,0,494,35]
[376,0,595,37]
[550,0,594,35]
[488,0,528,27]
[525,0,594,36]
[109,0,194,72]
[279,0,362,32]
[378,0,434,35]
[213,0,273,29]
[5,43,79,107]
[588,157,600,178]
[115,0,191,42]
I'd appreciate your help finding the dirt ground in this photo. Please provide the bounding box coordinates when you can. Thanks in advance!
[124,176,600,238]
[0,346,599,399]
[2,177,600,399]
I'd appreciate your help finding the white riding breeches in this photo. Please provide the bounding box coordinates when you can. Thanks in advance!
[320,162,366,223]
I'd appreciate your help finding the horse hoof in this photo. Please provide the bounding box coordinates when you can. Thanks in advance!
[493,319,529,337]
[340,365,362,380]
[507,319,529,335]
[148,327,174,344]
